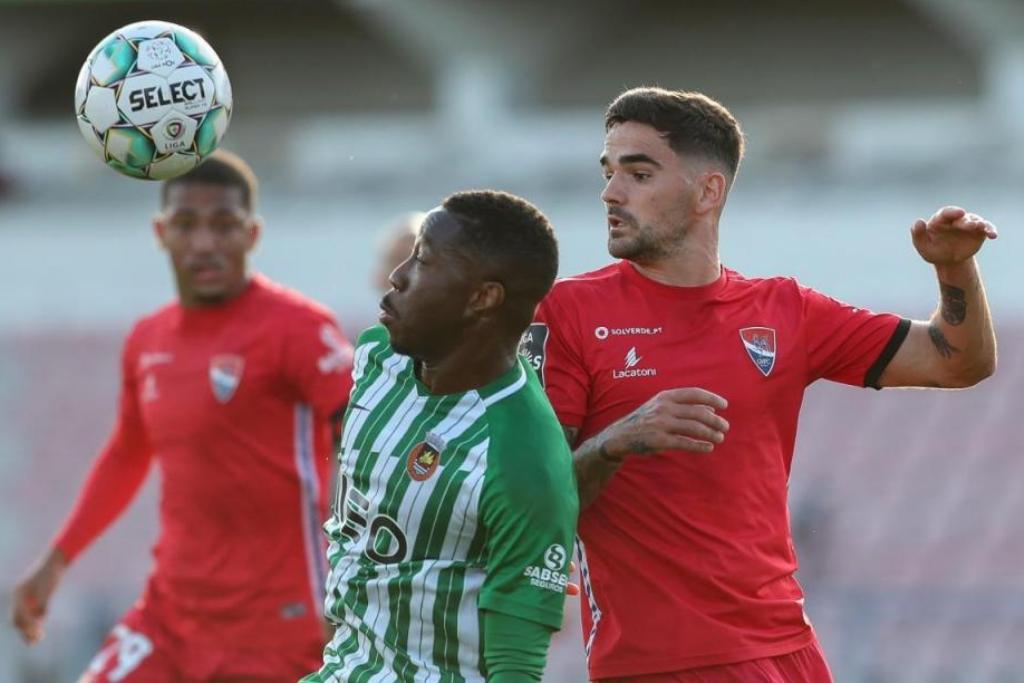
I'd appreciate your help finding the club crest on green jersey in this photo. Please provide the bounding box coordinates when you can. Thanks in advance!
[406,434,444,481]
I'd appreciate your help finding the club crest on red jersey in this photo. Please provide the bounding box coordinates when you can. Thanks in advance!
[209,354,245,403]
[406,441,441,481]
[739,327,776,376]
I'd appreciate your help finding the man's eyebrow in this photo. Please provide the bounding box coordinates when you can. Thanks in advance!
[599,153,663,168]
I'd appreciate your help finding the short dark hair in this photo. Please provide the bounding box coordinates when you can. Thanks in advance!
[606,87,745,178]
[442,190,558,318]
[161,150,258,211]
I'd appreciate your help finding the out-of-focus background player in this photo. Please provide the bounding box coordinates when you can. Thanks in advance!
[10,152,354,682]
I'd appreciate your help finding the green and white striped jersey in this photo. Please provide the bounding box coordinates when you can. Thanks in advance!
[304,325,578,683]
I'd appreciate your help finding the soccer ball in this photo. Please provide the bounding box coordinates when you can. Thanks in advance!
[74,20,232,180]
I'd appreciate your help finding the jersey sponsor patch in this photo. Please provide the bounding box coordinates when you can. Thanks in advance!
[519,323,549,384]
[209,354,245,403]
[739,327,777,376]
[523,543,570,593]
[612,345,657,379]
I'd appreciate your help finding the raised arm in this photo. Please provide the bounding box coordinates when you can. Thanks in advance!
[879,207,997,388]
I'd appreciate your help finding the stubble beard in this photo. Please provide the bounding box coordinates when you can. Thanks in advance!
[608,223,679,264]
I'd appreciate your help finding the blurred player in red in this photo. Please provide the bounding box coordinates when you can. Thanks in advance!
[10,151,354,682]
[524,87,997,682]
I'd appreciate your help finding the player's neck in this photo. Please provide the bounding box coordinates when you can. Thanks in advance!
[416,336,519,396]
[630,239,721,288]
[178,275,252,309]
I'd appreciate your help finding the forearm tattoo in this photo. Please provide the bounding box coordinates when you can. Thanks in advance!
[928,322,961,359]
[940,282,967,326]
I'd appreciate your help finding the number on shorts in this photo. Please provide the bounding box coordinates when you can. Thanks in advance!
[85,624,154,682]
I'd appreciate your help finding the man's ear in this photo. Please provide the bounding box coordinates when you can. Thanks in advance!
[695,170,728,215]
[467,281,506,316]
[245,215,263,252]
[153,213,168,250]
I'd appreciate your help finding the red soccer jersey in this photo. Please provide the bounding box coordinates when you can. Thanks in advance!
[54,274,354,648]
[530,262,908,678]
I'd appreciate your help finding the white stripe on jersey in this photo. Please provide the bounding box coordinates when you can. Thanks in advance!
[438,437,489,559]
[454,568,487,676]
[576,535,603,658]
[294,403,327,612]
[481,363,527,407]
[351,340,378,384]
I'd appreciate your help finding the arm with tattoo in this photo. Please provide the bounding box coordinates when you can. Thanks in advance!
[562,389,730,510]
[878,207,997,388]
[924,265,994,383]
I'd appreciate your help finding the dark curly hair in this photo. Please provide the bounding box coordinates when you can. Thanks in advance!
[442,190,558,325]
[606,87,745,179]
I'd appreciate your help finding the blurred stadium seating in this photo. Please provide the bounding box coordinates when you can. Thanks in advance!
[1,1,1021,681]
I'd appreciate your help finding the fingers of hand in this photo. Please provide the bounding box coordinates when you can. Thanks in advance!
[935,206,966,224]
[665,416,727,444]
[12,604,43,644]
[957,214,998,239]
[665,435,717,453]
[660,387,728,410]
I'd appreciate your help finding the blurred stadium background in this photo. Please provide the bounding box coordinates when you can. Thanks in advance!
[0,1,1021,681]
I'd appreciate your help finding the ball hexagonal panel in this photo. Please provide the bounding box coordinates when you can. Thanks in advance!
[135,37,184,78]
[105,127,156,169]
[91,37,136,87]
[76,116,105,156]
[84,86,121,134]
[149,153,200,180]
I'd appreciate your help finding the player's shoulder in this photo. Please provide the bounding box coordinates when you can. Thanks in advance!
[723,268,805,301]
[479,362,576,513]
[250,275,340,327]
[482,361,572,468]
[250,274,334,317]
[354,324,390,349]
[126,299,179,341]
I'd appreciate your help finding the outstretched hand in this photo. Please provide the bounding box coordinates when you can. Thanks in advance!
[911,206,997,266]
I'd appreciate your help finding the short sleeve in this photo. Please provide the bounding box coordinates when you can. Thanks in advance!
[282,311,355,420]
[801,286,910,388]
[478,412,578,629]
[528,291,589,429]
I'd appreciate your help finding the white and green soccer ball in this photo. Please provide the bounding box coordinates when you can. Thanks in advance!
[75,20,232,180]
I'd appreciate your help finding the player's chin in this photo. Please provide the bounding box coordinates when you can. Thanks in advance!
[190,282,232,305]
[607,236,639,260]
[382,321,410,354]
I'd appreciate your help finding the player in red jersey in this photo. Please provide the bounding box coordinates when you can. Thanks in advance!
[10,151,354,682]
[524,88,997,682]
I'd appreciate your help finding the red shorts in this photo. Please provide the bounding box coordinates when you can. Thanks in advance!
[78,598,324,683]
[600,639,834,683]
